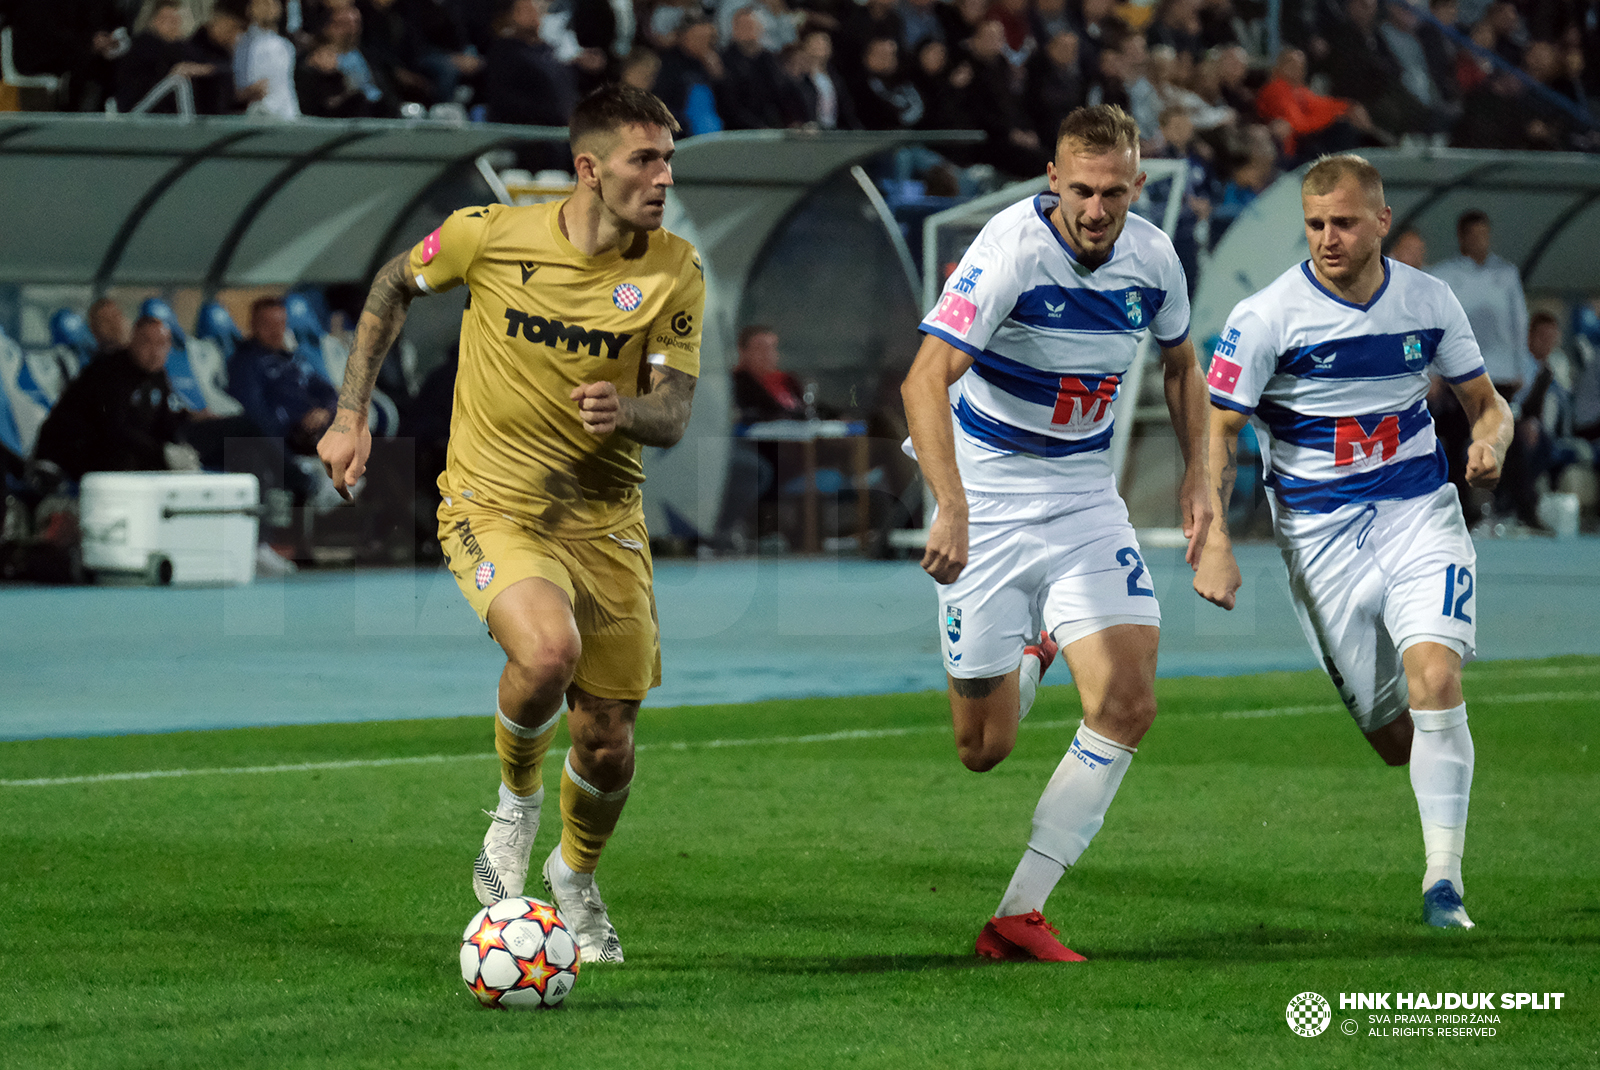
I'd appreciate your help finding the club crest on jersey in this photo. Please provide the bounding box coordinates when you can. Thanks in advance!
[474,562,495,590]
[1403,334,1425,371]
[945,605,962,643]
[1124,290,1144,326]
[612,283,644,311]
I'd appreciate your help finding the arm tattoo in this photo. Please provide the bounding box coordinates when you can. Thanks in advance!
[619,365,697,448]
[951,675,1004,699]
[337,252,420,416]
[1214,435,1238,536]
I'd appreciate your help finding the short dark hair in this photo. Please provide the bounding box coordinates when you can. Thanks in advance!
[1056,104,1140,156]
[738,324,776,348]
[1530,309,1559,329]
[1457,208,1490,233]
[251,295,286,317]
[132,315,167,334]
[569,84,680,152]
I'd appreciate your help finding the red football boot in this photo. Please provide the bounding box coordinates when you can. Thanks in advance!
[975,911,1087,962]
[1023,629,1059,677]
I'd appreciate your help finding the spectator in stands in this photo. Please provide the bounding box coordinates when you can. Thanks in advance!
[1145,43,1234,136]
[935,0,988,52]
[115,0,211,112]
[486,0,579,134]
[987,0,1034,66]
[1502,309,1583,530]
[1148,105,1215,295]
[777,25,857,130]
[717,5,785,129]
[1210,43,1256,116]
[1390,227,1428,269]
[297,34,377,117]
[0,0,127,111]
[713,324,807,549]
[655,13,725,133]
[1320,0,1437,136]
[1085,34,1132,112]
[1074,0,1128,91]
[87,297,129,360]
[1031,0,1073,50]
[1196,0,1240,50]
[1418,0,1464,107]
[187,2,269,115]
[618,46,661,90]
[320,4,402,116]
[964,19,1047,176]
[848,36,924,130]
[1146,0,1204,61]
[1431,209,1530,397]
[227,296,339,456]
[900,0,945,51]
[840,0,906,70]
[236,0,299,118]
[1026,30,1086,147]
[33,317,188,480]
[1378,0,1453,120]
[909,38,974,136]
[1254,46,1374,160]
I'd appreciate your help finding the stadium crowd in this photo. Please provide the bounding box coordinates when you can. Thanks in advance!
[2,0,1596,194]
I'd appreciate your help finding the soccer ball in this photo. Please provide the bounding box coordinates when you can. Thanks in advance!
[460,896,580,1009]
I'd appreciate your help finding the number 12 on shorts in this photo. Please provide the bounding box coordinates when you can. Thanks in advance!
[1441,564,1473,623]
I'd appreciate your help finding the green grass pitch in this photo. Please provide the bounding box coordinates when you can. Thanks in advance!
[2,657,1596,1069]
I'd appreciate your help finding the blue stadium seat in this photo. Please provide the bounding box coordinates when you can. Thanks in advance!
[284,291,332,382]
[0,325,54,456]
[194,301,244,360]
[49,309,96,366]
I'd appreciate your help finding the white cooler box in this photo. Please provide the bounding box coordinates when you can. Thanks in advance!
[80,471,261,585]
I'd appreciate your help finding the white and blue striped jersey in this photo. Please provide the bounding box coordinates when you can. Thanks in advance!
[919,193,1190,493]
[1208,258,1486,513]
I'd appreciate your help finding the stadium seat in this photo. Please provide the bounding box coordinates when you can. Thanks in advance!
[0,326,53,456]
[284,292,333,382]
[49,309,96,367]
[194,301,244,360]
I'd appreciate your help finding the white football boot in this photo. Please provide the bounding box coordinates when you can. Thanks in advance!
[542,845,624,963]
[471,789,542,906]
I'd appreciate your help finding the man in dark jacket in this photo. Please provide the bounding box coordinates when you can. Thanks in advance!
[34,317,188,480]
[226,297,339,455]
[716,6,785,129]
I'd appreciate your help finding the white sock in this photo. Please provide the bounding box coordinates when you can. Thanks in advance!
[499,782,544,810]
[1018,651,1043,723]
[1409,703,1473,896]
[996,723,1136,916]
[996,849,1066,917]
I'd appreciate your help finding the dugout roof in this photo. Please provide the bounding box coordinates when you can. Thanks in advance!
[1191,148,1600,352]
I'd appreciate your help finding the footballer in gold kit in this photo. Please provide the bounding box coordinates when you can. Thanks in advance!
[318,85,703,963]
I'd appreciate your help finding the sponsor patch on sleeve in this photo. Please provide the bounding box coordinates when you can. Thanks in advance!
[1207,355,1242,392]
[932,293,978,337]
[420,227,442,265]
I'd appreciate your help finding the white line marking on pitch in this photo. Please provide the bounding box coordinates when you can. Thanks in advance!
[3,691,1593,788]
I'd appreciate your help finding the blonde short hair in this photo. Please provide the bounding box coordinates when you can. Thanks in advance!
[1302,153,1385,206]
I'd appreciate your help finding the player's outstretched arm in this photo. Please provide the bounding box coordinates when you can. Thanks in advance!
[1193,404,1248,610]
[1452,373,1513,488]
[317,251,425,500]
[572,365,697,447]
[1159,338,1215,569]
[901,333,974,585]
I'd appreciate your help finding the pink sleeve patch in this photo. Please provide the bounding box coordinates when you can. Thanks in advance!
[420,227,442,265]
[1207,356,1242,392]
[932,293,978,337]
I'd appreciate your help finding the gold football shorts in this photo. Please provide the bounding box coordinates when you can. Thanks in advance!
[438,500,661,702]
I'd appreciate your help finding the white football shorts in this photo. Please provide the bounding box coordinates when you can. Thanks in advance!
[937,481,1162,680]
[1273,482,1477,732]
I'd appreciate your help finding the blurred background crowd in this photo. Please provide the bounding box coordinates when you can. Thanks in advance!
[1,0,1596,199]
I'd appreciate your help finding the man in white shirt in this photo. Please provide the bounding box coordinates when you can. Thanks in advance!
[1429,210,1530,395]
[901,104,1211,962]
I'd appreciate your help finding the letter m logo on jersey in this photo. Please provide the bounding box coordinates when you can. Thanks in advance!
[1052,374,1120,431]
[1334,414,1402,468]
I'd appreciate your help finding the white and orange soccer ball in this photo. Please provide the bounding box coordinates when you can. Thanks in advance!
[460,896,580,1009]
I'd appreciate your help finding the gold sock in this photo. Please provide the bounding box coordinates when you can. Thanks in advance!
[495,707,560,797]
[559,751,630,874]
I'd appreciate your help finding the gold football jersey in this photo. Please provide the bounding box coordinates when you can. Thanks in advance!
[409,201,704,537]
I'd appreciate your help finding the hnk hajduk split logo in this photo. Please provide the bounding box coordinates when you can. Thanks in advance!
[1286,992,1333,1037]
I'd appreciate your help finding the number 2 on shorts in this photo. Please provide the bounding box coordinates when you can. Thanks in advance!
[1117,547,1156,598]
[1441,564,1473,623]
